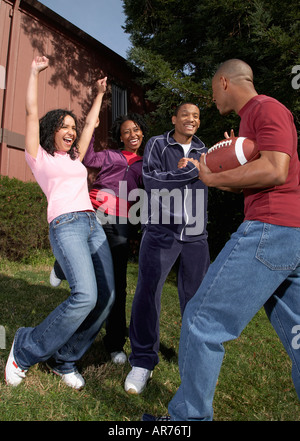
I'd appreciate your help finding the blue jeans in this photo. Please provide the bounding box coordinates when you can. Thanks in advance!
[50,211,130,353]
[168,221,300,420]
[13,211,115,373]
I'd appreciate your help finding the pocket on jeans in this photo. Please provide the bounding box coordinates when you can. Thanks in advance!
[51,212,77,229]
[256,223,300,271]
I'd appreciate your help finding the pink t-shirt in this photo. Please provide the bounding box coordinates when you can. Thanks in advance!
[25,145,93,223]
[239,95,300,227]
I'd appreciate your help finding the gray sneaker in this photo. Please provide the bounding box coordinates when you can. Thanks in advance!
[142,414,171,421]
[111,351,127,364]
[50,268,62,287]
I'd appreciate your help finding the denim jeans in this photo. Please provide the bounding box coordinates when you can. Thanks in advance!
[13,211,115,373]
[52,210,131,354]
[168,221,300,420]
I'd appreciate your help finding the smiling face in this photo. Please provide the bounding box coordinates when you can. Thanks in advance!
[172,103,200,144]
[54,115,77,152]
[120,119,144,153]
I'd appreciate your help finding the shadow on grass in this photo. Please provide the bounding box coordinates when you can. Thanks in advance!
[0,272,177,420]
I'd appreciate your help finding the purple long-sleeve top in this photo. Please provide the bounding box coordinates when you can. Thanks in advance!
[83,133,143,200]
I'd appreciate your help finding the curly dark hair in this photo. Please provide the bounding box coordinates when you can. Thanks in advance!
[39,109,79,160]
[111,113,148,155]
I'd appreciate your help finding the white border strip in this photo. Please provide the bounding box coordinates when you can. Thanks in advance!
[235,137,247,165]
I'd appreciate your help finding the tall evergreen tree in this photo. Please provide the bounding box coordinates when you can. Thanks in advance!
[123,0,299,144]
[122,0,300,258]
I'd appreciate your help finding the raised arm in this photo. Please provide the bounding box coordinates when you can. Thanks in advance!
[25,56,49,158]
[77,77,107,161]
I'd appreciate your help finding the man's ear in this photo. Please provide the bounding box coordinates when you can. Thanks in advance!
[171,115,177,125]
[220,76,229,91]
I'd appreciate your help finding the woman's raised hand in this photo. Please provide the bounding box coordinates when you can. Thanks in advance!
[31,56,49,73]
[96,77,107,94]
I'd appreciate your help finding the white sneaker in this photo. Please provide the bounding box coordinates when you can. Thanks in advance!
[50,268,62,287]
[48,365,85,390]
[111,351,127,364]
[5,340,27,386]
[60,371,85,390]
[124,367,152,394]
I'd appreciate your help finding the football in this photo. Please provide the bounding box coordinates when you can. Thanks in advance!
[205,137,260,173]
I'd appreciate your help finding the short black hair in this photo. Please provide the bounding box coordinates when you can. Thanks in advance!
[39,109,79,160]
[173,102,200,116]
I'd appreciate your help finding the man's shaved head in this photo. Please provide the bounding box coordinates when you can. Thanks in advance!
[212,59,257,115]
[214,59,254,85]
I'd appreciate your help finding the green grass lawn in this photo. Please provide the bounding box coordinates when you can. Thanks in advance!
[0,254,299,421]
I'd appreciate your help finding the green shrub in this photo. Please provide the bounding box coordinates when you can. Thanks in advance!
[0,175,49,261]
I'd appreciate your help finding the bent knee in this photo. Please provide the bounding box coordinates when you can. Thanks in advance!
[71,288,98,314]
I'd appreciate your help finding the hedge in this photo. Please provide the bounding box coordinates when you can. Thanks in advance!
[0,175,49,261]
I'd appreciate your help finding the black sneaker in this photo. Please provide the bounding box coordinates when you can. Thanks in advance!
[142,413,171,421]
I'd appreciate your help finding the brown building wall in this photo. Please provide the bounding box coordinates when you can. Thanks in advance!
[0,0,148,182]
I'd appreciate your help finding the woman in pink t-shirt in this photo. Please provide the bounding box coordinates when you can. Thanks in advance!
[51,113,147,365]
[5,56,115,390]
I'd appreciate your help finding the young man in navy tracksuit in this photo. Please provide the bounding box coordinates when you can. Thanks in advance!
[125,103,210,394]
